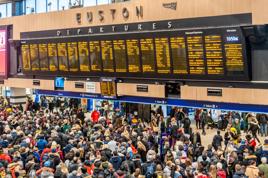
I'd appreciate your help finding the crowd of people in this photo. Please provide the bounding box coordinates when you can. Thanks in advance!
[0,96,267,178]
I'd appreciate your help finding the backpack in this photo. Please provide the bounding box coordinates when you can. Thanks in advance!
[145,163,155,178]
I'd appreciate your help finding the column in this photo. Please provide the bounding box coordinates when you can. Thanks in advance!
[9,87,27,106]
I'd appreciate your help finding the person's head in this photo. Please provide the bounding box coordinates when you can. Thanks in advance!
[261,157,267,164]
[217,130,220,135]
[235,164,241,172]
[156,164,162,172]
[216,162,222,170]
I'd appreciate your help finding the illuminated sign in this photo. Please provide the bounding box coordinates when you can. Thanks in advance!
[0,27,8,78]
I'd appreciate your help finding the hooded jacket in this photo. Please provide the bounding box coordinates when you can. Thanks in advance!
[109,156,122,171]
[233,171,247,178]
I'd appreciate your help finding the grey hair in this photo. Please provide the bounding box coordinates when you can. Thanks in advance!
[261,157,267,164]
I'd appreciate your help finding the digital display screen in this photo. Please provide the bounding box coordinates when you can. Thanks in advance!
[48,43,58,71]
[140,38,155,73]
[126,39,140,73]
[21,27,249,81]
[205,35,224,75]
[21,44,31,71]
[0,29,7,77]
[39,44,49,71]
[155,37,171,74]
[57,43,68,71]
[187,35,205,75]
[100,78,116,98]
[223,29,245,76]
[113,40,127,72]
[89,41,101,71]
[170,37,188,74]
[78,42,90,72]
[67,42,79,72]
[101,40,114,72]
[30,44,39,71]
[55,77,64,90]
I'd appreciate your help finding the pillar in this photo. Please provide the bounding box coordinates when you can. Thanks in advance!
[9,87,27,106]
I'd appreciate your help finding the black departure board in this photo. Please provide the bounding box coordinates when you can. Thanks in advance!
[170,37,188,74]
[205,35,224,75]
[126,39,141,73]
[101,40,114,72]
[187,35,205,75]
[155,37,171,74]
[100,78,117,98]
[30,44,39,71]
[57,43,68,71]
[113,40,127,72]
[39,44,49,71]
[78,42,90,72]
[223,31,245,75]
[48,43,58,71]
[67,42,79,72]
[89,41,102,71]
[140,38,155,72]
[21,44,31,71]
[21,27,249,81]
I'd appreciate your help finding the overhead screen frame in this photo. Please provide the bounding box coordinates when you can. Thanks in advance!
[20,27,250,81]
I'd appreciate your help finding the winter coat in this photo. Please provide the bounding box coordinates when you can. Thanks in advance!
[233,171,247,178]
[245,165,259,178]
[110,156,122,171]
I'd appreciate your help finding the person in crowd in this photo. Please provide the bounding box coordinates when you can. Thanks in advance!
[258,157,268,178]
[258,114,268,137]
[212,130,223,151]
[195,109,202,130]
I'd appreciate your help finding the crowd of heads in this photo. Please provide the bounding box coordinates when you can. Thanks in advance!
[0,97,267,178]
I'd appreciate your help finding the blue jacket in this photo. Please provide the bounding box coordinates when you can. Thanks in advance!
[36,139,48,151]
[109,156,122,170]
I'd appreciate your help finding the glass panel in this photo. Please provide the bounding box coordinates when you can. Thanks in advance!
[67,42,79,72]
[21,44,31,71]
[48,43,58,71]
[59,0,69,10]
[84,0,96,7]
[26,0,36,14]
[97,0,110,5]
[57,42,68,71]
[78,42,90,72]
[30,44,39,71]
[36,0,47,13]
[0,4,7,18]
[47,0,58,12]
[6,3,12,17]
[39,44,49,71]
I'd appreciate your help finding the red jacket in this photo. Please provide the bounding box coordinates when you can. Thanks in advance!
[0,153,11,163]
[217,170,227,178]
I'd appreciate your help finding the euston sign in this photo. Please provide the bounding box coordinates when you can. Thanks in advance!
[76,6,143,24]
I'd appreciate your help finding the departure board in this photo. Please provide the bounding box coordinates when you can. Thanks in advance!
[187,35,205,75]
[21,27,249,81]
[205,35,224,75]
[78,42,90,72]
[89,41,101,71]
[100,78,116,98]
[126,39,140,73]
[155,37,171,74]
[48,43,58,71]
[224,34,244,75]
[170,37,188,74]
[67,42,79,72]
[101,40,114,72]
[21,44,31,71]
[57,43,68,71]
[140,38,155,73]
[113,40,127,72]
[39,44,49,71]
[30,44,39,71]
